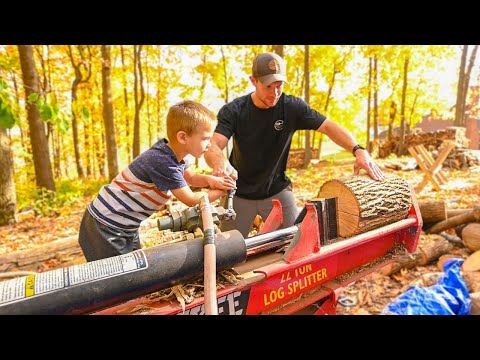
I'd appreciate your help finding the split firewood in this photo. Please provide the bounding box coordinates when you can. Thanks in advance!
[317,174,412,238]
[437,254,460,271]
[470,292,480,315]
[462,272,480,293]
[379,234,453,276]
[462,223,480,252]
[462,250,480,272]
[426,206,480,234]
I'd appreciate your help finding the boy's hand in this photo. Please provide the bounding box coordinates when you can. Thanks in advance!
[208,175,236,191]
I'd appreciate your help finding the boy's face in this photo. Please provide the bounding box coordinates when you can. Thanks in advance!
[185,126,213,158]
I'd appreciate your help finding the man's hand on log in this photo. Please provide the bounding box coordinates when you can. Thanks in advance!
[354,150,385,181]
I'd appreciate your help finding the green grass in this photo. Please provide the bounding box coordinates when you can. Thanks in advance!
[16,178,108,216]
[320,150,352,162]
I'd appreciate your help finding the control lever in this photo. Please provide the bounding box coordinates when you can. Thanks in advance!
[223,189,236,221]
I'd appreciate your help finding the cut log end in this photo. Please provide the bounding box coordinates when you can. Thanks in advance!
[317,174,412,238]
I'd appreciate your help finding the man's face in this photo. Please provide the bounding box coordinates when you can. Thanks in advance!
[252,78,284,108]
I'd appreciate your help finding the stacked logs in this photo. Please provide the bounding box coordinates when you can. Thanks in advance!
[372,127,480,168]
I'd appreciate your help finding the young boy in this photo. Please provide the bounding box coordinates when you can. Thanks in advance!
[79,100,236,261]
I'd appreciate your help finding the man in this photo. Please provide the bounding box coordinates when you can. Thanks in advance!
[204,52,385,238]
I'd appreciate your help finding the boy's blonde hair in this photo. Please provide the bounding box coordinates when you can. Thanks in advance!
[167,100,216,141]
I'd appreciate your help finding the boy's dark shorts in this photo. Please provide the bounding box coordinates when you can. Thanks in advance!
[78,209,141,262]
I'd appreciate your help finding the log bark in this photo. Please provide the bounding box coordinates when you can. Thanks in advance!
[417,201,471,226]
[0,235,84,273]
[426,207,480,234]
[439,231,464,247]
[462,223,480,252]
[317,174,412,237]
[448,209,472,218]
[418,201,447,223]
[379,234,453,276]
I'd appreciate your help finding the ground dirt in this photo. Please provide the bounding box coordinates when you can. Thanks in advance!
[1,157,479,315]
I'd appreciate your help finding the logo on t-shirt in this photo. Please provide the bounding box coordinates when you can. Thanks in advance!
[274,120,284,131]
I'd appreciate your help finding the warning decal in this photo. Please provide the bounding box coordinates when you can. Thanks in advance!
[0,251,148,305]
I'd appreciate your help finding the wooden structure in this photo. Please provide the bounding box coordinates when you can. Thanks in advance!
[407,142,455,192]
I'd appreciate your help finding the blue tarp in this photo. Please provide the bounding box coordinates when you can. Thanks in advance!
[382,258,471,315]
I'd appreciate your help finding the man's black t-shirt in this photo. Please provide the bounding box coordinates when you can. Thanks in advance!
[215,93,326,200]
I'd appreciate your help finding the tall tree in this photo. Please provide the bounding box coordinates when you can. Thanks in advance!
[101,45,119,181]
[0,67,19,225]
[303,45,311,168]
[454,45,468,126]
[461,46,479,125]
[17,45,55,191]
[273,45,284,57]
[220,46,229,103]
[133,45,145,159]
[120,45,132,163]
[366,56,372,151]
[373,54,379,140]
[398,52,409,155]
[66,45,92,178]
[0,127,16,225]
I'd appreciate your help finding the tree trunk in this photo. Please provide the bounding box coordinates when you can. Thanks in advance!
[0,127,16,225]
[454,45,468,126]
[66,45,92,179]
[120,45,132,164]
[101,45,119,181]
[303,45,311,168]
[426,206,480,234]
[373,54,379,140]
[461,45,479,127]
[317,174,412,237]
[273,45,284,57]
[0,236,84,273]
[133,45,144,159]
[366,56,372,151]
[17,45,55,191]
[379,234,453,276]
[399,55,409,155]
[220,46,229,104]
[462,223,480,252]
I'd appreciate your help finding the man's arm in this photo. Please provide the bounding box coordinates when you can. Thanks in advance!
[204,132,238,179]
[317,119,385,181]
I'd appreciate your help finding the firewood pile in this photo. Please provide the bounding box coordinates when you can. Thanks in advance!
[286,149,320,168]
[372,127,480,169]
[433,146,480,169]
